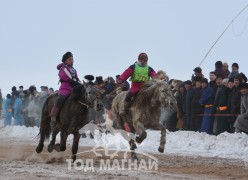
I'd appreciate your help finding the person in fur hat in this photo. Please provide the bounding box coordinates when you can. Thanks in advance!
[84,75,95,85]
[94,76,104,87]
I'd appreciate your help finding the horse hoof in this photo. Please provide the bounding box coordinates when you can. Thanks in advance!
[36,144,44,153]
[130,144,137,150]
[131,153,138,161]
[59,144,66,152]
[135,132,147,144]
[135,136,142,144]
[158,147,164,153]
[90,133,94,139]
[54,144,61,152]
[81,133,87,138]
[47,145,54,153]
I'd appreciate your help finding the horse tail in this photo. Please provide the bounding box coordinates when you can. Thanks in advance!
[35,131,40,139]
[44,123,51,140]
[39,95,55,141]
[35,125,51,140]
[36,94,56,153]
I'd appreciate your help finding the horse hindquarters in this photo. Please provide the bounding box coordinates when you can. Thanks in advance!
[36,95,55,153]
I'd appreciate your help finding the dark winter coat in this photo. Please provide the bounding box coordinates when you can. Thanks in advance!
[176,92,186,116]
[191,87,204,131]
[230,87,241,115]
[199,86,215,134]
[209,80,218,94]
[212,85,230,134]
[234,94,248,133]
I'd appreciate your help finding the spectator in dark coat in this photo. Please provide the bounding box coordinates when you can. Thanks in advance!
[228,63,239,79]
[214,61,226,79]
[199,78,215,134]
[209,71,218,94]
[227,74,242,132]
[212,75,230,135]
[184,80,195,130]
[230,75,242,115]
[192,67,204,85]
[191,76,204,131]
[227,78,236,133]
[176,83,186,130]
[234,83,248,133]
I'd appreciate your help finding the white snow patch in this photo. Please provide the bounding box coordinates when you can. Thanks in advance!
[0,124,248,162]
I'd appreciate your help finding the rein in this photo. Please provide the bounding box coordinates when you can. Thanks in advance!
[77,100,90,109]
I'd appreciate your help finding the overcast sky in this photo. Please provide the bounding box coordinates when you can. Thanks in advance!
[1,0,248,96]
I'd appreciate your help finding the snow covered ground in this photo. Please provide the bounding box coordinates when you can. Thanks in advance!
[1,118,248,164]
[1,118,248,179]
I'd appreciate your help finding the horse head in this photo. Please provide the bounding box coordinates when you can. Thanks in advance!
[83,82,104,112]
[157,80,177,108]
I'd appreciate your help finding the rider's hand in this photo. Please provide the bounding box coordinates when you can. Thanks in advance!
[117,79,123,84]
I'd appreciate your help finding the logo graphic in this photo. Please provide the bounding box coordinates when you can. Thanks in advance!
[66,117,158,172]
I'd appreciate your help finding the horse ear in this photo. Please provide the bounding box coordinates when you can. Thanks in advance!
[83,80,88,88]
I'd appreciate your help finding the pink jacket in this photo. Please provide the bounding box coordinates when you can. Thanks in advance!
[57,63,79,96]
[119,63,157,94]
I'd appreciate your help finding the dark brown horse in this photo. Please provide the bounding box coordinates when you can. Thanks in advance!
[36,83,103,162]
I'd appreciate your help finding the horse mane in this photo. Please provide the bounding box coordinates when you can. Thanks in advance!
[69,84,85,101]
[134,79,167,109]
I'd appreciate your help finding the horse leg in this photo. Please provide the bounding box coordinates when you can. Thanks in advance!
[59,130,68,152]
[36,117,51,153]
[36,129,45,153]
[135,121,147,144]
[47,126,59,152]
[129,139,138,160]
[158,124,166,153]
[71,133,81,162]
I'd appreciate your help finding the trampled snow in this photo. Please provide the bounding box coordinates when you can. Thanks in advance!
[1,120,248,163]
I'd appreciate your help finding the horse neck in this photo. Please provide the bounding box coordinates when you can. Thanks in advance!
[133,87,161,111]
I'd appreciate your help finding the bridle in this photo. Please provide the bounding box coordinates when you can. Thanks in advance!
[77,100,90,109]
[78,85,101,109]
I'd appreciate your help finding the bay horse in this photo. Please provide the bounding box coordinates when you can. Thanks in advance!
[111,79,177,159]
[36,83,103,162]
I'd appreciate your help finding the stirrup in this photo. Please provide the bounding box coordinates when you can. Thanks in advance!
[119,109,127,115]
[51,117,56,122]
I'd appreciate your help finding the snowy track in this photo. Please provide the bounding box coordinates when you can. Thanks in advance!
[0,125,248,179]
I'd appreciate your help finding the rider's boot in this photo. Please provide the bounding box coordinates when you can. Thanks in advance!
[119,101,130,116]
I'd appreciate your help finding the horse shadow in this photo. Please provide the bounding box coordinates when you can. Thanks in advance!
[79,120,135,159]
